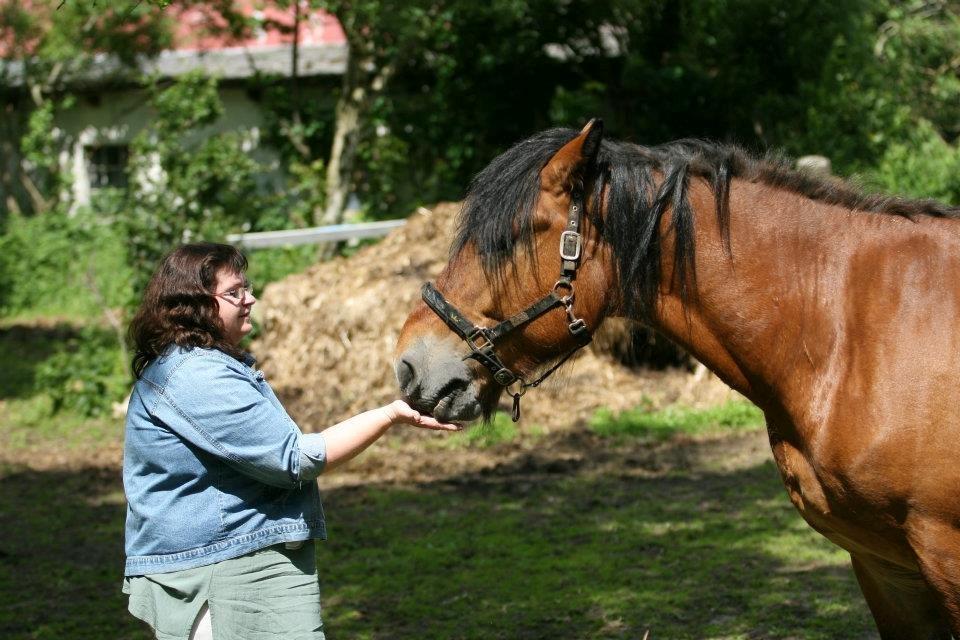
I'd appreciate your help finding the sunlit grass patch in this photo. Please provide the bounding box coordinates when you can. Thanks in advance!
[438,411,526,448]
[589,399,764,440]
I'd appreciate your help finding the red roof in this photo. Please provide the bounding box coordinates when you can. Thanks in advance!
[0,1,345,58]
[169,1,345,52]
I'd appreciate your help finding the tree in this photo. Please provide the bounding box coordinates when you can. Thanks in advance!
[265,0,621,225]
[259,0,448,227]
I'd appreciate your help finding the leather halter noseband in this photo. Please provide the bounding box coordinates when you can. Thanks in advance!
[421,193,593,421]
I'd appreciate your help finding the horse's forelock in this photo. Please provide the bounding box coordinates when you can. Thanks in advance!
[452,129,581,275]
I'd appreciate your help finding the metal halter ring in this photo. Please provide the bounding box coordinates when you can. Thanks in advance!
[507,379,528,399]
[553,278,574,296]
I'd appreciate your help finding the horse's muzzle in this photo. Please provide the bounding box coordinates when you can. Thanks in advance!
[395,337,484,422]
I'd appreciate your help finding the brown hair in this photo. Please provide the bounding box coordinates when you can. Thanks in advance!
[129,242,249,378]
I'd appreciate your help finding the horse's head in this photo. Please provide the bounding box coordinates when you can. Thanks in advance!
[395,120,615,422]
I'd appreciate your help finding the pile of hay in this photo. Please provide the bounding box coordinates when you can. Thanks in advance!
[252,203,735,433]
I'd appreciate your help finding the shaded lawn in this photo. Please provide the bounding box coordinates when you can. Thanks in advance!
[318,455,875,640]
[0,466,142,640]
[0,438,876,640]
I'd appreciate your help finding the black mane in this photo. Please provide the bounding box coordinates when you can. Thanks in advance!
[453,128,960,319]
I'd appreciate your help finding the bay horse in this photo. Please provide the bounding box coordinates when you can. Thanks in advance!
[394,119,960,639]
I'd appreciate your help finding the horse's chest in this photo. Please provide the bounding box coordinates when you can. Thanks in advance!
[770,439,832,519]
[769,438,910,561]
[773,441,887,551]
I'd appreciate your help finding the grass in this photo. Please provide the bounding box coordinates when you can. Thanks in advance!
[0,322,127,454]
[438,411,525,448]
[0,318,874,639]
[0,445,875,639]
[318,454,873,639]
[589,400,765,440]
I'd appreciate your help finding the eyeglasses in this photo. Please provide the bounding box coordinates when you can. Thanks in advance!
[213,281,255,303]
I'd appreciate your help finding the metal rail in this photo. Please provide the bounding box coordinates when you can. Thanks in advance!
[226,219,406,248]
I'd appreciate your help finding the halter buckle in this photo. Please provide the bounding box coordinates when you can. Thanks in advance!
[568,318,588,336]
[467,328,494,353]
[493,368,518,385]
[559,231,582,261]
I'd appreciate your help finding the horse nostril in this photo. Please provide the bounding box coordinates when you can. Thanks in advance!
[396,355,418,396]
[433,375,469,405]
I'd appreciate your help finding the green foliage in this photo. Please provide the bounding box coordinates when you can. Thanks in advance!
[867,121,960,205]
[278,158,328,229]
[0,0,171,73]
[34,325,128,418]
[243,245,323,291]
[257,79,337,167]
[20,96,76,201]
[784,0,960,175]
[354,0,958,211]
[589,399,765,440]
[29,0,171,65]
[0,0,177,217]
[0,319,129,424]
[325,0,958,218]
[0,205,130,318]
[0,203,132,417]
[122,72,265,298]
[252,76,336,225]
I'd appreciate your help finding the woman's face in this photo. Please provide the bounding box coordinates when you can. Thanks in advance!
[213,268,256,345]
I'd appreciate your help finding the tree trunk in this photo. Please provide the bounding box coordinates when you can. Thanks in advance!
[0,103,30,217]
[320,102,360,226]
[318,50,364,227]
[318,45,394,229]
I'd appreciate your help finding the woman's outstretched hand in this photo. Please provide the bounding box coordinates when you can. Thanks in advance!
[387,400,463,431]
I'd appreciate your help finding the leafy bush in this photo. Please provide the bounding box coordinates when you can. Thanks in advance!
[866,121,960,205]
[244,245,322,291]
[33,325,129,417]
[120,72,265,298]
[0,203,131,319]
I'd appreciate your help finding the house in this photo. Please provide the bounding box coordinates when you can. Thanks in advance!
[6,1,346,211]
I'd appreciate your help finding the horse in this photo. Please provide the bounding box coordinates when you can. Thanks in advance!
[394,119,960,638]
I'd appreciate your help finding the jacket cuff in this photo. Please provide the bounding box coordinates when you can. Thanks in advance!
[298,433,327,481]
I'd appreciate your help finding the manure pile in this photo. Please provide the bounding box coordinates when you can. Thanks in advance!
[252,203,734,433]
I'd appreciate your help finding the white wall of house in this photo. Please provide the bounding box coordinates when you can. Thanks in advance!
[55,84,292,211]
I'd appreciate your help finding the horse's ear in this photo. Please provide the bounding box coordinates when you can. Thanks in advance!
[541,118,604,195]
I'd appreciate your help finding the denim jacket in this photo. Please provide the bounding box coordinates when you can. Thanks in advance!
[123,346,326,576]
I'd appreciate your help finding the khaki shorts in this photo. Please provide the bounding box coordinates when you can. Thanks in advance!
[124,541,324,640]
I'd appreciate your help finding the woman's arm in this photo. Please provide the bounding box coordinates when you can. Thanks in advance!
[320,400,461,473]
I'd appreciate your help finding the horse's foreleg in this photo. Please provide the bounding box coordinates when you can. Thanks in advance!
[850,552,952,640]
[909,518,960,638]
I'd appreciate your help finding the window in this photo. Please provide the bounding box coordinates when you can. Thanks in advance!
[86,144,129,189]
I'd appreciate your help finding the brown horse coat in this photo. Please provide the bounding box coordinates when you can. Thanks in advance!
[396,121,960,638]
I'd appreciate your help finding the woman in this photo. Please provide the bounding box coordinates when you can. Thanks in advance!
[122,242,458,640]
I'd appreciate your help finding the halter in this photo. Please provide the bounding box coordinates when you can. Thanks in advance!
[421,192,593,421]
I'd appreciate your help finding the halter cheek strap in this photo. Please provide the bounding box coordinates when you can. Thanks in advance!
[421,192,592,421]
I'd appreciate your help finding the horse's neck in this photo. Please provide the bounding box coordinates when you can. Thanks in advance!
[649,179,867,415]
